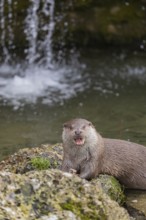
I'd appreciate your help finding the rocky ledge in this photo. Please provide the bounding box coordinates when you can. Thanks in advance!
[0,143,143,219]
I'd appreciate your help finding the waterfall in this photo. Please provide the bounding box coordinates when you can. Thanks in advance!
[0,0,55,66]
[42,0,55,66]
[25,0,55,67]
[0,0,84,108]
[24,0,40,64]
[0,0,13,63]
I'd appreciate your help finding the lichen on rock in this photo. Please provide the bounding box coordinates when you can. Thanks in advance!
[0,144,63,173]
[97,174,125,205]
[0,169,130,220]
[0,144,132,219]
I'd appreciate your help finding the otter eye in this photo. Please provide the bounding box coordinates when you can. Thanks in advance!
[82,125,86,129]
[69,125,73,130]
[63,123,73,130]
[88,122,92,126]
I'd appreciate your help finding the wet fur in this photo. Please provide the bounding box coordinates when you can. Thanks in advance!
[62,118,146,189]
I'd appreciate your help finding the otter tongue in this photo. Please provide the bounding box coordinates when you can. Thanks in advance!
[75,138,84,145]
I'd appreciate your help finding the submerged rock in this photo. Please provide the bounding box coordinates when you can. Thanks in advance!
[0,169,130,220]
[125,190,146,219]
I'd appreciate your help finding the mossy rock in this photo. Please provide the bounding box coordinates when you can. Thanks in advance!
[0,144,63,173]
[0,143,126,208]
[0,169,130,220]
[97,174,125,205]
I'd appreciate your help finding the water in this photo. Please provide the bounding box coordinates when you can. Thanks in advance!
[0,0,146,161]
[0,50,146,160]
[0,0,86,108]
[0,62,85,108]
[126,190,146,216]
[25,0,55,65]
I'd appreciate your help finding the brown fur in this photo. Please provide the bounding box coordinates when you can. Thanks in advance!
[62,118,146,189]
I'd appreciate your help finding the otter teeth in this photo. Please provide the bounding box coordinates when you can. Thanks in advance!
[74,137,84,145]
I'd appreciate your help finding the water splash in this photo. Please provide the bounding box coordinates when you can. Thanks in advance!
[0,0,84,109]
[0,63,86,109]
[2,1,146,110]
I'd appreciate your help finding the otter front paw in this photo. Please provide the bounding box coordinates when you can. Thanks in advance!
[79,173,90,180]
[69,168,77,174]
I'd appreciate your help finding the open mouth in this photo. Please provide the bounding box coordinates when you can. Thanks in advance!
[74,137,85,145]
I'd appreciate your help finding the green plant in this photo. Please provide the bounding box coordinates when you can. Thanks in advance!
[31,157,50,170]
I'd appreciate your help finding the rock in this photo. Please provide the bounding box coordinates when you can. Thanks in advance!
[0,144,133,219]
[55,0,146,50]
[0,144,126,204]
[1,0,146,61]
[0,144,63,173]
[0,169,130,220]
[97,174,125,205]
[125,190,146,219]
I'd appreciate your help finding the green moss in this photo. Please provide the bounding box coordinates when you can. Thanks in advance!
[0,170,130,219]
[60,199,107,220]
[52,160,59,168]
[31,157,50,170]
[98,175,125,205]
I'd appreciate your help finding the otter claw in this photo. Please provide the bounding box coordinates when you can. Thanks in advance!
[69,168,77,174]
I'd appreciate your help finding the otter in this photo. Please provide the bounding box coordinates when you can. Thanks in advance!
[61,118,146,189]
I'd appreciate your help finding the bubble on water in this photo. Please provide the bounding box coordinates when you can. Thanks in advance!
[140,44,145,50]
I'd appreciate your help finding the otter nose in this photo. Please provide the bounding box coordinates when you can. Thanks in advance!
[75,130,81,135]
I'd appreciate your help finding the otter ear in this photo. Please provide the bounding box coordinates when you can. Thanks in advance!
[88,122,94,127]
[63,123,68,128]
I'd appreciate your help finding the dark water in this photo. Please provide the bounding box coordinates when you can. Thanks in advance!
[0,50,146,160]
[126,189,146,216]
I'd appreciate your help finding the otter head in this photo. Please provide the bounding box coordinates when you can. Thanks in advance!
[62,118,98,147]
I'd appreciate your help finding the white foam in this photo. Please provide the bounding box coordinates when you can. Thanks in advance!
[0,63,85,108]
[0,60,146,109]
